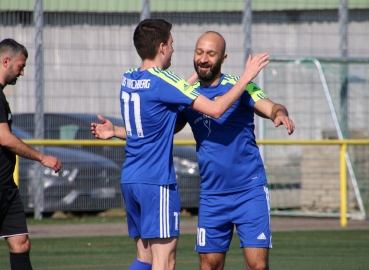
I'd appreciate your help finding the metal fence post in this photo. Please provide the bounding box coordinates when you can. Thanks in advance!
[339,0,348,138]
[141,0,150,21]
[34,0,45,220]
[243,0,252,63]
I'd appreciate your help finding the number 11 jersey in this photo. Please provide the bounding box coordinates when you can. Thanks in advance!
[120,67,200,185]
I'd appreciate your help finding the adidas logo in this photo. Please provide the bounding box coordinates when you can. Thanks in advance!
[257,232,266,240]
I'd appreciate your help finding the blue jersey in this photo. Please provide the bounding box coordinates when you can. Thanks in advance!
[181,74,268,195]
[120,67,199,185]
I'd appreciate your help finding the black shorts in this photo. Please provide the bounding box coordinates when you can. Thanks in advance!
[0,188,29,238]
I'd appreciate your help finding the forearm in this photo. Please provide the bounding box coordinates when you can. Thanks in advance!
[213,74,252,116]
[192,74,251,118]
[270,104,289,121]
[113,126,127,140]
[186,71,199,85]
[2,135,43,162]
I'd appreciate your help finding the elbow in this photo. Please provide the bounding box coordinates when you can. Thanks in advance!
[0,138,11,148]
[207,108,223,119]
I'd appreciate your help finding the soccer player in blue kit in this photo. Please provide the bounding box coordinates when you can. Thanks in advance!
[91,20,269,270]
[176,31,295,270]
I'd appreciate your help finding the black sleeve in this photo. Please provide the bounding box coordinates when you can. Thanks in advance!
[0,92,9,123]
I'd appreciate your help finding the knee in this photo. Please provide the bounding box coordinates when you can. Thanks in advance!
[7,236,31,253]
[168,257,176,270]
[246,261,268,270]
[200,258,223,270]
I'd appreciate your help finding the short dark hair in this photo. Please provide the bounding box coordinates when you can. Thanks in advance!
[0,38,28,59]
[133,19,172,60]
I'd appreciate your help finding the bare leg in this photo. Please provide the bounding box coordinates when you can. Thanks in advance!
[243,247,269,270]
[199,252,226,270]
[6,235,30,253]
[135,237,152,264]
[150,237,178,270]
[6,235,32,270]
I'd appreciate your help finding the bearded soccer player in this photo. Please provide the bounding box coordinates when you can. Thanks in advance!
[176,31,295,270]
[91,20,269,270]
[0,38,61,270]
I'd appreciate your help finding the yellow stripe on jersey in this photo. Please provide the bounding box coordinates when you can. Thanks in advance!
[220,74,267,102]
[125,68,139,74]
[148,68,200,99]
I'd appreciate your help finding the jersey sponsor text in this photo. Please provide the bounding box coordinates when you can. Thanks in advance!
[122,76,151,89]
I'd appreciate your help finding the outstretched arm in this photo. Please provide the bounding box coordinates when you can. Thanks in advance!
[191,53,269,118]
[254,99,295,135]
[91,114,127,140]
[0,123,62,172]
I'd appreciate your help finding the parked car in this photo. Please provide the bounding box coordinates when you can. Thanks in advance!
[12,113,201,208]
[12,126,123,213]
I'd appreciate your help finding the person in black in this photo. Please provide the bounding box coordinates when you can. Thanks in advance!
[0,38,62,270]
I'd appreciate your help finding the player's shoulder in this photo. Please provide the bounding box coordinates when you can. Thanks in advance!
[221,74,257,88]
[148,68,182,82]
[221,74,262,91]
[220,74,240,86]
[147,68,192,92]
[124,68,139,75]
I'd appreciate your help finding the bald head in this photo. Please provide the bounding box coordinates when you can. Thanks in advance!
[196,31,226,58]
[193,31,227,84]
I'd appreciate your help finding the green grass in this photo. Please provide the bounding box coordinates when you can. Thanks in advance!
[24,210,196,225]
[1,230,369,270]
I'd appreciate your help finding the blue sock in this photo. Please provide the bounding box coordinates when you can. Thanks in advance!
[128,259,152,270]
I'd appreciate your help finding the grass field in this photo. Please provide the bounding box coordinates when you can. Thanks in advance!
[1,229,368,270]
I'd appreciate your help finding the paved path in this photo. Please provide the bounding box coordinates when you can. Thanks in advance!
[28,217,369,239]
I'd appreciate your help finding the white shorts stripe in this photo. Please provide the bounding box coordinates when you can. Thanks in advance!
[160,185,170,238]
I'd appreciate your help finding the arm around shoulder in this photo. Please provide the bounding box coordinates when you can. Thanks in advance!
[191,53,269,118]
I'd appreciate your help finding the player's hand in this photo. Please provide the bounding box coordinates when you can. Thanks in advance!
[274,115,295,135]
[41,156,62,173]
[243,53,269,81]
[91,115,115,140]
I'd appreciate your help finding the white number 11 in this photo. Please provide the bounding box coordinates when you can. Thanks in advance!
[121,91,144,137]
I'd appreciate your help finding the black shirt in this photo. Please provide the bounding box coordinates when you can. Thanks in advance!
[0,84,17,190]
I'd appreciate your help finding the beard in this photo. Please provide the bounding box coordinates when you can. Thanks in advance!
[194,58,222,82]
[8,77,18,85]
[5,64,18,85]
[163,59,171,70]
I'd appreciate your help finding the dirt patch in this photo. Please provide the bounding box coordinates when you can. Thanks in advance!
[28,216,369,239]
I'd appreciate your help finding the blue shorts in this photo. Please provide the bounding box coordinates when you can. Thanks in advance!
[121,183,181,239]
[196,184,272,253]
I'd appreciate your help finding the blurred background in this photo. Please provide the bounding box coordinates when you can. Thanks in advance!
[0,0,368,220]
